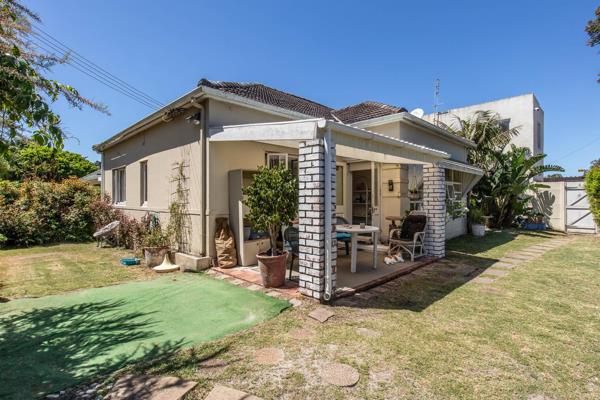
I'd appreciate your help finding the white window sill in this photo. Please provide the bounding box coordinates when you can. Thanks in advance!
[113,202,127,207]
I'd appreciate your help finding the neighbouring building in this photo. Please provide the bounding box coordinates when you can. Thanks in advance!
[424,93,544,157]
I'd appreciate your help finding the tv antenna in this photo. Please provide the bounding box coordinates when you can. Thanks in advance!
[433,78,442,125]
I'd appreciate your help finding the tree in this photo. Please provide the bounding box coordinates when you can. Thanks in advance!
[586,6,600,82]
[9,143,97,181]
[445,111,563,227]
[0,0,106,155]
[242,166,298,255]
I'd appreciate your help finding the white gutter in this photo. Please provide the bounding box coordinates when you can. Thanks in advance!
[351,112,476,148]
[318,119,450,159]
[323,126,333,301]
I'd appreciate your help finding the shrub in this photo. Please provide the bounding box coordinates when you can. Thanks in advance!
[242,166,298,254]
[0,179,98,246]
[89,195,148,251]
[585,166,600,226]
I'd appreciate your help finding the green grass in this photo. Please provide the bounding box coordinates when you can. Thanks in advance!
[0,243,153,299]
[127,231,600,400]
[0,274,290,399]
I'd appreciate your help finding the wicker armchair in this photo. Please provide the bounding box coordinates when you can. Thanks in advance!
[388,211,427,261]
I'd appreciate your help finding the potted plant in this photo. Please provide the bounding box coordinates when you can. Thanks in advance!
[142,225,171,267]
[469,207,486,237]
[243,166,298,287]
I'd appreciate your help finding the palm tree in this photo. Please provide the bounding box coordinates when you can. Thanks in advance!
[444,111,563,227]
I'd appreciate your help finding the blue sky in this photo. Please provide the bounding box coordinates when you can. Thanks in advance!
[24,0,600,175]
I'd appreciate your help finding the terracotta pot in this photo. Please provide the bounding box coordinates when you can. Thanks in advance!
[256,251,288,288]
[143,246,169,268]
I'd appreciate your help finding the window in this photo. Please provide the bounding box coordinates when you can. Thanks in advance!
[266,153,298,175]
[140,161,148,206]
[498,118,511,132]
[336,165,344,206]
[112,167,126,204]
[445,169,463,204]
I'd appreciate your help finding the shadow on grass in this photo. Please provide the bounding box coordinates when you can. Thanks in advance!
[0,300,185,400]
[337,230,556,312]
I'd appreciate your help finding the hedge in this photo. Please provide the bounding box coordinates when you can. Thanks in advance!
[585,166,600,227]
[0,179,98,247]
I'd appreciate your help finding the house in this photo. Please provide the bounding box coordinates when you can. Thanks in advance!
[81,169,101,186]
[93,79,482,300]
[424,93,544,157]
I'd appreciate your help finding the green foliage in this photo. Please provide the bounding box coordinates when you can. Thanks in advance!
[7,144,97,181]
[167,162,191,253]
[0,0,106,154]
[142,225,171,248]
[0,178,98,246]
[242,166,298,254]
[469,207,484,224]
[586,6,600,82]
[447,111,563,228]
[584,166,600,226]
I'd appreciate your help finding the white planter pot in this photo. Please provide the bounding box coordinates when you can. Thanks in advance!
[472,224,486,237]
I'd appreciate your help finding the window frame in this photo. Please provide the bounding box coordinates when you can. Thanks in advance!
[140,161,148,206]
[112,167,126,205]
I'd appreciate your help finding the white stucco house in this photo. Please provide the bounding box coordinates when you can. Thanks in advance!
[93,79,483,300]
[424,93,544,157]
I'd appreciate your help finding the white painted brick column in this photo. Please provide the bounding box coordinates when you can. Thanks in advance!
[298,139,336,300]
[422,164,446,257]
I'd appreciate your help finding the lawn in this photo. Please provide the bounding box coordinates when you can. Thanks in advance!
[0,243,153,299]
[124,231,599,400]
[0,274,290,399]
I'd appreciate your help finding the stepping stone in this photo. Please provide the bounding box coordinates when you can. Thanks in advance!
[254,347,284,365]
[204,384,262,400]
[506,253,536,260]
[287,328,316,340]
[356,327,381,338]
[309,307,335,323]
[472,277,496,284]
[105,374,197,400]
[321,362,360,387]
[246,284,262,291]
[500,258,521,265]
[289,298,303,307]
[198,358,229,377]
[492,262,516,269]
[483,269,509,277]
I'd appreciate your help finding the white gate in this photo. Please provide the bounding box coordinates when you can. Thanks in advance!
[565,181,597,234]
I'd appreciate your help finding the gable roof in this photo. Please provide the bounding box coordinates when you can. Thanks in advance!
[331,101,407,124]
[198,79,334,119]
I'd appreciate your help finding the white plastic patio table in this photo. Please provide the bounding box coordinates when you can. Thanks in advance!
[336,225,379,273]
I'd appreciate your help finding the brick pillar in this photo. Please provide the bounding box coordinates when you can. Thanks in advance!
[298,139,336,300]
[422,164,446,257]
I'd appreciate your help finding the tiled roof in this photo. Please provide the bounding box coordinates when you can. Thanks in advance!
[198,79,334,118]
[198,79,408,125]
[331,101,407,124]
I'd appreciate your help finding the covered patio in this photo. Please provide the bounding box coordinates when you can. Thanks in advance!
[209,118,482,301]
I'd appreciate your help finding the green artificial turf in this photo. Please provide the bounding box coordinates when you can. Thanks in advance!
[0,274,289,399]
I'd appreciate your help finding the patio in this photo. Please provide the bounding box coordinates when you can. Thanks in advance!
[210,118,483,301]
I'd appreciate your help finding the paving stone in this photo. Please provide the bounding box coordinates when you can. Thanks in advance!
[204,384,262,400]
[506,253,537,260]
[229,278,246,285]
[289,298,303,307]
[472,277,496,284]
[198,358,230,377]
[356,327,381,338]
[253,347,284,365]
[500,258,522,265]
[492,262,516,269]
[321,362,360,387]
[308,307,335,323]
[265,290,282,298]
[287,327,316,340]
[105,375,197,400]
[483,269,509,277]
[246,284,262,291]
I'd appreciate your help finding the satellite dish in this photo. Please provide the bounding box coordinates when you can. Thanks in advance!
[410,108,424,118]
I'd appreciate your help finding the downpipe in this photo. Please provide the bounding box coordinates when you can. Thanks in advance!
[190,97,207,257]
[323,127,333,301]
